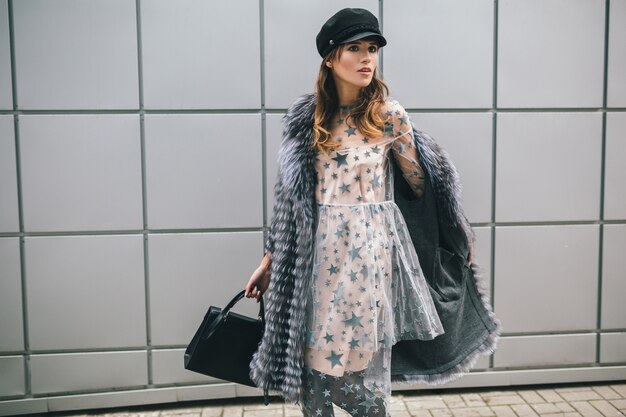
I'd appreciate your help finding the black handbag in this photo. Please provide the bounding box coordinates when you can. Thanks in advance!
[184,289,269,404]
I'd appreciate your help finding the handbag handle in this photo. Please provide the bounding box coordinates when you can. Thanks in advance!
[201,289,265,341]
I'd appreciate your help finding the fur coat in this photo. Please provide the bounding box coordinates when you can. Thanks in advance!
[249,92,502,404]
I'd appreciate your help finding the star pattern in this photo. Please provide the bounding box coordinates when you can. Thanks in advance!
[325,350,343,368]
[302,99,444,416]
[343,312,364,329]
[348,243,363,260]
[332,152,349,167]
[340,382,354,395]
[359,393,378,412]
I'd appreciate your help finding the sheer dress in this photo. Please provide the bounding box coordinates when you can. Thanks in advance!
[301,99,445,417]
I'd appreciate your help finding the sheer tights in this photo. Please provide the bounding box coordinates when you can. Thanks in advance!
[301,365,387,417]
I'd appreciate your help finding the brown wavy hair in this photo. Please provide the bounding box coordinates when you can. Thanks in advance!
[313,41,391,155]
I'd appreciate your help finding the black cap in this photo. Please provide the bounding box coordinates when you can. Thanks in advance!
[316,8,387,58]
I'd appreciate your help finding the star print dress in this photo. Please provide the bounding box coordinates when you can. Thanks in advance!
[302,99,445,414]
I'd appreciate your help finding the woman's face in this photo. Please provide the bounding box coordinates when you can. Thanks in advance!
[327,38,379,90]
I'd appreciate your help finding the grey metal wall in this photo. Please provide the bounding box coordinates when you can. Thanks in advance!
[1,0,625,415]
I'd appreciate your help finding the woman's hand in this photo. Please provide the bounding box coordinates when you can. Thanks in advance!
[245,254,272,302]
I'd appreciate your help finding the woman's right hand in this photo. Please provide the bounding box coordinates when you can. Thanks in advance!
[245,254,272,302]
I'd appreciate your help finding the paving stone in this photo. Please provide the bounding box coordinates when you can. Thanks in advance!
[554,401,576,412]
[509,404,540,417]
[390,395,408,411]
[284,407,302,417]
[610,399,626,410]
[530,402,561,414]
[588,399,625,417]
[461,394,487,408]
[429,409,453,417]
[482,394,526,406]
[473,408,496,417]
[449,406,495,416]
[489,405,517,417]
[201,408,223,417]
[593,385,624,400]
[407,410,432,417]
[558,390,604,402]
[284,404,300,411]
[390,402,408,412]
[449,409,482,417]
[441,394,466,408]
[405,398,448,410]
[222,406,243,417]
[536,389,565,402]
[516,390,544,404]
[611,385,626,398]
[569,400,603,417]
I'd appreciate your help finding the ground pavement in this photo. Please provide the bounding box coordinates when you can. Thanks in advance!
[39,381,626,417]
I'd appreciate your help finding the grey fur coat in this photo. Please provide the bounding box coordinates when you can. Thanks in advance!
[249,92,502,404]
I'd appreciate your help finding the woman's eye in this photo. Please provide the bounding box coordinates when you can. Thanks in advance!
[348,45,378,52]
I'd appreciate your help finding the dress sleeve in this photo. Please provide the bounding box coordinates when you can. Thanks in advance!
[385,99,426,198]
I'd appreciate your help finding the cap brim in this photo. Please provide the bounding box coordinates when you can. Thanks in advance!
[340,31,387,46]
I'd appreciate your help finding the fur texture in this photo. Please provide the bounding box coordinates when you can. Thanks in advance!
[249,92,502,404]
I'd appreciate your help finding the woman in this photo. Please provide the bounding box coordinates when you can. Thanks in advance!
[245,7,501,417]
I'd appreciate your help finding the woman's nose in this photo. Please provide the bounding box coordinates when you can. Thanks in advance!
[363,49,376,60]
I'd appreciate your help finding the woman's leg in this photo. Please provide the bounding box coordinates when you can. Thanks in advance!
[303,348,387,416]
[301,365,336,417]
[330,351,388,417]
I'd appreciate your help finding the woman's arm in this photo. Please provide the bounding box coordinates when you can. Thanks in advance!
[261,251,271,269]
[386,99,426,198]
